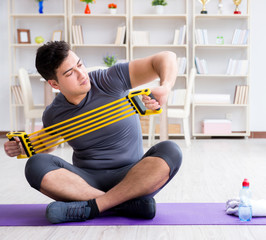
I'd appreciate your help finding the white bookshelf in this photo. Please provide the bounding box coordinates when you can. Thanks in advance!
[8,0,68,131]
[192,0,250,137]
[129,0,189,138]
[69,0,129,68]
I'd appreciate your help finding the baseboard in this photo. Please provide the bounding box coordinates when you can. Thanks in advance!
[249,132,266,138]
[1,131,266,139]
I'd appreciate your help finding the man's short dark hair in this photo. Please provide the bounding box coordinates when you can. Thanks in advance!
[35,41,70,81]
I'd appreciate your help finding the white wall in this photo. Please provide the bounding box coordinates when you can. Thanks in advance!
[249,0,266,131]
[0,0,10,131]
[0,0,265,132]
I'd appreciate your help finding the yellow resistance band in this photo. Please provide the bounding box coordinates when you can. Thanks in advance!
[7,88,162,159]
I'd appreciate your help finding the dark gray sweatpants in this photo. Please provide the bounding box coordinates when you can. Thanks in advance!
[25,140,182,197]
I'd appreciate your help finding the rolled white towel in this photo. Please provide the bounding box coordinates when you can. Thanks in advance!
[226,199,266,217]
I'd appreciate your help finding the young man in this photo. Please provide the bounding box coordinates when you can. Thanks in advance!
[4,41,182,224]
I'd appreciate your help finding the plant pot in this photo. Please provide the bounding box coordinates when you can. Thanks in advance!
[85,4,91,14]
[155,5,164,14]
[109,8,117,14]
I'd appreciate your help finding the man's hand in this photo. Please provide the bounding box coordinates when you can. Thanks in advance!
[142,86,170,110]
[4,137,24,157]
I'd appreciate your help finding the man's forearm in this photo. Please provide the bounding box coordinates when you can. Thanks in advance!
[151,51,178,91]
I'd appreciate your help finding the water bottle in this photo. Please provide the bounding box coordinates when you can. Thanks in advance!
[238,178,252,221]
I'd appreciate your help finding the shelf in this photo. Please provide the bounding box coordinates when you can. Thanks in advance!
[195,14,249,19]
[132,45,187,48]
[193,104,248,107]
[196,74,248,78]
[71,14,127,18]
[193,132,249,137]
[72,44,127,48]
[10,14,65,18]
[12,74,41,78]
[11,44,44,48]
[195,44,248,48]
[133,14,187,19]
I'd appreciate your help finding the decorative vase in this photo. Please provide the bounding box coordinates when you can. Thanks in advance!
[155,5,164,14]
[39,1,44,14]
[84,3,91,14]
[109,8,117,14]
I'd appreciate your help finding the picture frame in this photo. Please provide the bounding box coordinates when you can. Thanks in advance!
[52,30,62,41]
[17,29,31,44]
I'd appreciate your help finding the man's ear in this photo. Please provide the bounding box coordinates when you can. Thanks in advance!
[47,79,60,90]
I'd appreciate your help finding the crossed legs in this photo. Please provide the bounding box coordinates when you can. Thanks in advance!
[39,156,169,213]
[25,141,182,217]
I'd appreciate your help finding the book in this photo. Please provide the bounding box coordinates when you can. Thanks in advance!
[168,89,186,106]
[234,85,249,104]
[243,85,249,104]
[232,29,241,45]
[233,85,240,104]
[195,57,207,74]
[78,25,84,44]
[203,29,209,45]
[232,29,249,45]
[178,25,186,45]
[132,31,150,45]
[177,57,187,74]
[226,59,249,75]
[173,29,180,45]
[195,29,208,45]
[11,85,23,104]
[72,25,77,44]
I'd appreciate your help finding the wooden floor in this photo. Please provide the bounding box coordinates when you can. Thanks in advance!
[1,138,266,239]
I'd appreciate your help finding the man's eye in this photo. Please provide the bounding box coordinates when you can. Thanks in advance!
[66,72,73,77]
[78,63,82,68]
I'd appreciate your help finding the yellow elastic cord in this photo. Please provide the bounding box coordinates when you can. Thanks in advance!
[35,111,136,153]
[34,108,136,151]
[32,104,133,147]
[30,100,131,142]
[28,97,127,137]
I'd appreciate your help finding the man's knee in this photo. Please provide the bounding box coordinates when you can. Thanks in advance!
[153,140,182,176]
[25,153,58,190]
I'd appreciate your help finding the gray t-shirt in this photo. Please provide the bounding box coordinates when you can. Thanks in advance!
[42,63,143,170]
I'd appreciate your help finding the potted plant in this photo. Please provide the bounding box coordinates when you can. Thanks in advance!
[103,54,117,67]
[108,3,117,14]
[80,0,96,14]
[151,0,167,14]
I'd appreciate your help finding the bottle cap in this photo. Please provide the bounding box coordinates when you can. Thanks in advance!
[242,178,249,187]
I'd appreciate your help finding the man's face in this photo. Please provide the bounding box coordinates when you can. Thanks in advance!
[48,51,91,104]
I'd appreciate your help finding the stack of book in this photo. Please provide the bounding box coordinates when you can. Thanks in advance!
[114,26,126,45]
[168,89,186,106]
[234,85,249,104]
[72,25,84,44]
[132,31,149,45]
[232,29,249,45]
[173,25,187,45]
[226,59,249,75]
[195,29,208,45]
[177,57,187,75]
[195,57,208,74]
[11,85,23,105]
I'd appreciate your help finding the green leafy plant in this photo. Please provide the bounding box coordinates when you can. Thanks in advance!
[103,54,117,67]
[151,0,167,6]
[80,0,96,4]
